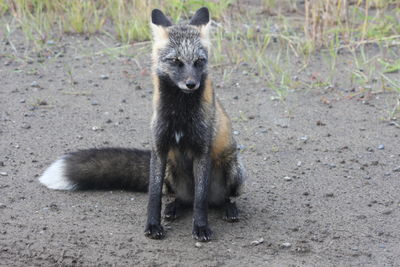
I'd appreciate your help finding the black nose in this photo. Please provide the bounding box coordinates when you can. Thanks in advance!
[186,81,196,89]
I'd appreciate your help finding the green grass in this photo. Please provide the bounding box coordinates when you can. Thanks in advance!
[1,0,400,116]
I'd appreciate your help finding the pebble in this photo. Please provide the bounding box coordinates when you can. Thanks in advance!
[0,203,6,209]
[100,74,109,80]
[30,81,39,88]
[281,242,292,249]
[91,100,99,106]
[324,193,334,197]
[363,176,371,180]
[21,123,31,129]
[366,147,374,152]
[233,96,239,100]
[195,242,202,248]
[251,238,264,246]
[299,136,309,142]
[0,172,7,176]
[237,144,246,150]
[233,131,240,135]
[378,144,385,150]
[297,161,302,167]
[275,119,289,128]
[393,166,400,173]
[283,176,292,181]
[382,210,392,215]
[260,128,268,133]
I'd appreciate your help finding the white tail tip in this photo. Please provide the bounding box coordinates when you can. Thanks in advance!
[39,158,75,190]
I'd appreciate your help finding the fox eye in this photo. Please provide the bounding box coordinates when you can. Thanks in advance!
[194,57,206,67]
[167,58,184,67]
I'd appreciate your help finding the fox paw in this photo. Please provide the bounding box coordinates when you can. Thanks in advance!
[192,224,212,242]
[164,200,180,221]
[144,223,165,240]
[223,201,239,222]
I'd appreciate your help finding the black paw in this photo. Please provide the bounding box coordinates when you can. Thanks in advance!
[144,223,165,239]
[164,200,180,221]
[223,201,239,222]
[192,224,212,242]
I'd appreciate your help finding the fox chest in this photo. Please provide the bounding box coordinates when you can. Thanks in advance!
[154,112,211,154]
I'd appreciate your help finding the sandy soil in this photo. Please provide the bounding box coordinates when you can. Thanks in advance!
[1,31,400,266]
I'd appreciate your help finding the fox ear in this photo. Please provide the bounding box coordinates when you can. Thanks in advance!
[190,7,210,47]
[189,7,210,26]
[151,9,172,27]
[151,9,171,43]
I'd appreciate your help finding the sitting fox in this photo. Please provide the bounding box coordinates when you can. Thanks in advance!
[39,7,246,242]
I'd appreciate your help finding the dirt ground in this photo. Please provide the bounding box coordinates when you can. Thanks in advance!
[1,28,400,266]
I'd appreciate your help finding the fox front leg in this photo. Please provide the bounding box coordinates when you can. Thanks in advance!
[145,151,166,239]
[192,154,212,242]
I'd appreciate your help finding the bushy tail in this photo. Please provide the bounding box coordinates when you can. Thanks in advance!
[39,148,150,192]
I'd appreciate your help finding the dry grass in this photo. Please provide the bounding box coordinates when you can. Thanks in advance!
[1,0,399,116]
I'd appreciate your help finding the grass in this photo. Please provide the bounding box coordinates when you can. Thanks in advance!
[1,0,400,117]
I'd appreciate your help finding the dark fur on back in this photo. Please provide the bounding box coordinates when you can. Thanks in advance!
[65,148,150,191]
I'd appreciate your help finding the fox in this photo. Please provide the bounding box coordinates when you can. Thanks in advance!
[38,7,246,242]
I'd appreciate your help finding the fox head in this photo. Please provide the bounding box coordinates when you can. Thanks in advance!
[151,7,210,93]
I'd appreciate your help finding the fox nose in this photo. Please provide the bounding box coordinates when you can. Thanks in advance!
[185,80,197,89]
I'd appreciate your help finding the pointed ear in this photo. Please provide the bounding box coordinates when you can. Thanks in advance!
[151,9,172,27]
[150,9,172,43]
[189,7,211,47]
[189,7,210,26]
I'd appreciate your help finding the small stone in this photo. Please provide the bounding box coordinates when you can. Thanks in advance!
[30,81,39,88]
[251,238,264,246]
[92,126,101,131]
[299,136,309,142]
[21,123,31,129]
[363,176,371,180]
[233,96,239,100]
[195,242,202,248]
[260,129,268,133]
[37,100,48,106]
[19,99,26,103]
[283,176,292,181]
[91,100,99,106]
[237,144,246,150]
[100,74,109,80]
[378,144,385,150]
[275,119,289,128]
[297,161,302,167]
[366,147,374,152]
[324,193,334,197]
[233,131,240,135]
[0,203,6,209]
[382,210,392,215]
[393,166,400,173]
[0,172,7,176]
[281,242,292,249]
